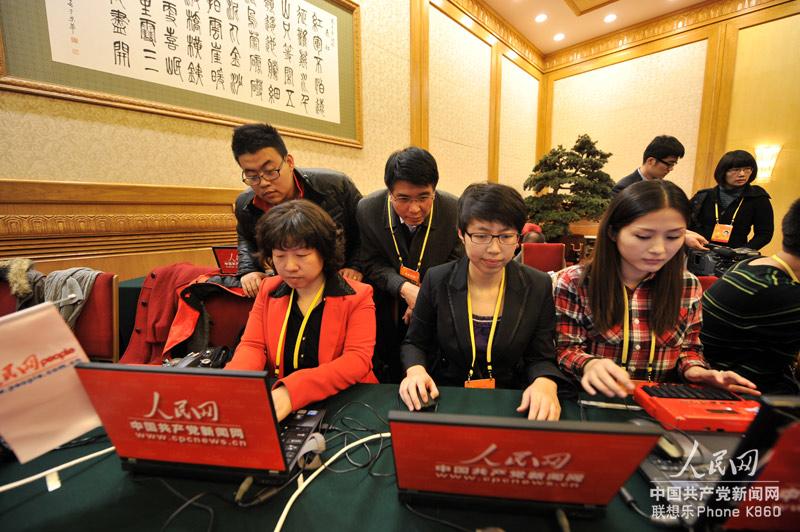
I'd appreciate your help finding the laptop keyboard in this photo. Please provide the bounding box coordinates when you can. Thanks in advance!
[280,409,323,464]
[641,383,741,401]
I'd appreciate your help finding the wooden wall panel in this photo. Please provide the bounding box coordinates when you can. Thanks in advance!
[0,179,241,280]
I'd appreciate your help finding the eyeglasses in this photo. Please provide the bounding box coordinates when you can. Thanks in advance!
[464,231,520,246]
[241,158,285,185]
[390,192,435,206]
[726,167,753,174]
[655,158,678,169]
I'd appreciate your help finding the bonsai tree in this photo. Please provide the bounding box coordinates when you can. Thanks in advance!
[523,134,614,241]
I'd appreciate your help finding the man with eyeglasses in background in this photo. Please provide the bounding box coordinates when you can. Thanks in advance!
[611,134,710,250]
[232,123,363,297]
[356,147,462,382]
[612,135,686,196]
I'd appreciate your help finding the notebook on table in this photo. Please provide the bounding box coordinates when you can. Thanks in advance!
[212,246,239,275]
[389,411,661,517]
[634,382,760,433]
[74,363,323,484]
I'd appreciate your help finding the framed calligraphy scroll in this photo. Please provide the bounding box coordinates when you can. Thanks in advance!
[0,0,362,147]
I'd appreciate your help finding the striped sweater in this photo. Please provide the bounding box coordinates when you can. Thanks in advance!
[701,258,800,394]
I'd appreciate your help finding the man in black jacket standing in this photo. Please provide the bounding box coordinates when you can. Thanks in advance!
[232,123,363,296]
[611,135,685,196]
[357,147,462,382]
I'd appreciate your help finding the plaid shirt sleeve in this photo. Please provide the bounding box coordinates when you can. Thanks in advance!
[676,272,709,375]
[553,266,600,378]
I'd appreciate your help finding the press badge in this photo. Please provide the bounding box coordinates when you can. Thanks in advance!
[711,223,734,243]
[464,378,495,389]
[399,265,420,285]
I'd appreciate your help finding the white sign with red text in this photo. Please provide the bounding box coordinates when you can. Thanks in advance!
[0,303,101,463]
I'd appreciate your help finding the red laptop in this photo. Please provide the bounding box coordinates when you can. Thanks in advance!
[74,363,323,483]
[212,246,239,275]
[389,411,661,516]
[634,382,760,433]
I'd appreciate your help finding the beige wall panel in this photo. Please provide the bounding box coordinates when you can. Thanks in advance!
[498,57,539,194]
[0,0,409,197]
[428,7,491,195]
[551,41,707,196]
[726,14,800,256]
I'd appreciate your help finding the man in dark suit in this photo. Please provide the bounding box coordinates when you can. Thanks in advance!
[612,135,685,196]
[357,147,462,382]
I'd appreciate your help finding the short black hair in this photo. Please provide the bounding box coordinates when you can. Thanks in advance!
[231,123,288,161]
[383,146,439,190]
[457,183,526,233]
[255,200,344,276]
[642,135,685,163]
[783,198,800,256]
[713,150,758,185]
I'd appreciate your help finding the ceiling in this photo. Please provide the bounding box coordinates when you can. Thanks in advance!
[480,0,711,54]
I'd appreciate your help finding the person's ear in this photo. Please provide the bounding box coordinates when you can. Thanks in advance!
[607,227,618,242]
[285,153,295,170]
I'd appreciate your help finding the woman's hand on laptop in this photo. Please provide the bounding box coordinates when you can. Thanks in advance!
[581,358,635,398]
[683,367,761,396]
[399,365,439,411]
[272,386,293,422]
[517,377,561,421]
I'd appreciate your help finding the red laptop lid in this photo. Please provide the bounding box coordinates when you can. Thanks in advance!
[212,246,239,275]
[725,422,800,531]
[75,364,286,472]
[390,411,660,506]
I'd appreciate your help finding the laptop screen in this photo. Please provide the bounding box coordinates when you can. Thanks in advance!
[212,246,239,275]
[75,363,286,472]
[390,411,660,507]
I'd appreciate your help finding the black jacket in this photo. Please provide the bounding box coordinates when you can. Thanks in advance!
[611,169,643,196]
[401,257,569,390]
[689,184,773,250]
[234,167,362,275]
[356,189,463,296]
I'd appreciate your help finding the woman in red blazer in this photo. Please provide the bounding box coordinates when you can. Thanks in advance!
[226,200,377,421]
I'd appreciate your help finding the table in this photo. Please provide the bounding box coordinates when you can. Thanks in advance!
[1,385,677,532]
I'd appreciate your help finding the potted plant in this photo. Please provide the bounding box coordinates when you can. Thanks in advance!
[523,134,614,242]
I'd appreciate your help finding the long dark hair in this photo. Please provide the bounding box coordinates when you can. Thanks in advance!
[583,180,691,334]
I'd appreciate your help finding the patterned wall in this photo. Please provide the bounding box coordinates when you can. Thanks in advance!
[550,41,708,196]
[497,57,538,194]
[428,6,491,196]
[0,0,410,197]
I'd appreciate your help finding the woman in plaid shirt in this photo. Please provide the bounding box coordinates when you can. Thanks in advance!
[553,180,760,398]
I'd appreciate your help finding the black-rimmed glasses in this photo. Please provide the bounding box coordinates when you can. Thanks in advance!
[241,158,285,185]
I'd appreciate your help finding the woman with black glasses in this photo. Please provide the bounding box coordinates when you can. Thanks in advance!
[689,150,774,250]
[398,183,568,420]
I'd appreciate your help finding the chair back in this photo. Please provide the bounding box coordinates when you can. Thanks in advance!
[697,275,718,292]
[521,243,567,272]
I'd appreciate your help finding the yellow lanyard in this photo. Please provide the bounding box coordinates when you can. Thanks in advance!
[466,269,505,381]
[387,193,434,272]
[772,255,799,283]
[621,283,657,381]
[714,196,744,225]
[274,281,326,377]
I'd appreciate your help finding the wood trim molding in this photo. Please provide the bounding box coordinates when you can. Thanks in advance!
[563,0,618,17]
[446,0,544,71]
[410,0,430,148]
[542,0,789,72]
[487,45,502,183]
[0,179,240,280]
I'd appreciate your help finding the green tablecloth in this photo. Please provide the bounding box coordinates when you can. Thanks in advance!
[1,385,663,531]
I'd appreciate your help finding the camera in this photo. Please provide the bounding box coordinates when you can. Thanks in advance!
[165,346,233,369]
[687,244,760,277]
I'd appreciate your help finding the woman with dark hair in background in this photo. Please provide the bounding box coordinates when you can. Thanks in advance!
[554,180,760,398]
[689,150,774,249]
[399,183,568,420]
[226,200,377,421]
